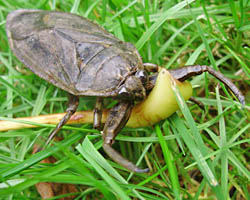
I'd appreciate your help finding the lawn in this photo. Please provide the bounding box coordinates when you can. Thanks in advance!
[0,0,249,199]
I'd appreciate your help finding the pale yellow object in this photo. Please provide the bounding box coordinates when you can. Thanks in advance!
[128,68,192,127]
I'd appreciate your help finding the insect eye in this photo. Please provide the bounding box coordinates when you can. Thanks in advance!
[135,70,148,86]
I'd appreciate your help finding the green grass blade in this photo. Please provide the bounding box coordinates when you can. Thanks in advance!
[170,80,221,191]
[136,0,195,50]
[0,132,82,179]
[155,124,181,199]
[216,86,228,198]
[76,137,131,200]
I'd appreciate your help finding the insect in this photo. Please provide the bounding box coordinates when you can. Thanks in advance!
[6,9,245,173]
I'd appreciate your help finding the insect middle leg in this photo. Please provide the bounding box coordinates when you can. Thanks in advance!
[93,97,103,130]
[45,94,79,146]
[102,101,149,173]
